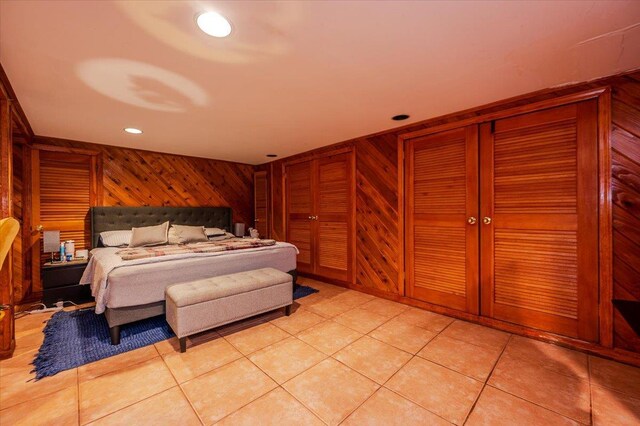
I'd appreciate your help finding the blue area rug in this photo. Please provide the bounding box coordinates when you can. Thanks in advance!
[293,284,319,299]
[32,285,319,379]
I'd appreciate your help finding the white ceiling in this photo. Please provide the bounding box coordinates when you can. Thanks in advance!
[1,1,639,165]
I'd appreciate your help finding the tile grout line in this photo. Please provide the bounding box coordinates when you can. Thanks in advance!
[378,384,454,425]
[75,368,80,426]
[245,334,328,386]
[78,362,179,425]
[175,383,206,426]
[587,355,593,425]
[80,385,184,426]
[461,334,513,425]
[374,318,459,425]
[483,383,591,425]
[471,335,592,425]
[183,353,273,425]
[278,385,329,426]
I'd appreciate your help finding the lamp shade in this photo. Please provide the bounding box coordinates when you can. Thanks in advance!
[233,223,245,237]
[43,230,60,253]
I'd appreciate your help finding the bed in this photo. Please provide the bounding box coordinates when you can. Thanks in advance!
[81,206,298,344]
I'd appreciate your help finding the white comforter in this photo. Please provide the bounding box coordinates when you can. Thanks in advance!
[81,242,298,314]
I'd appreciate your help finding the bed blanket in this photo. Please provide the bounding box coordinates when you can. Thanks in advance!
[116,238,277,261]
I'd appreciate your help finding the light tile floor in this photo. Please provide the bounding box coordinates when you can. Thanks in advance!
[1,277,640,425]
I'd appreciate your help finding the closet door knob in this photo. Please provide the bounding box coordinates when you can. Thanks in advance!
[483,217,492,225]
[308,216,313,220]
[467,217,477,225]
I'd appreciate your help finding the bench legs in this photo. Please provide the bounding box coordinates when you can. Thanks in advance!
[285,304,292,316]
[179,337,187,353]
[109,326,121,345]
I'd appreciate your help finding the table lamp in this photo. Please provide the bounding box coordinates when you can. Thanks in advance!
[43,230,60,263]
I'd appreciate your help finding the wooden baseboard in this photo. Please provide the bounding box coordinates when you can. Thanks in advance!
[298,272,351,288]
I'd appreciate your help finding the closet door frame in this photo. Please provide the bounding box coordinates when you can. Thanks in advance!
[398,87,612,345]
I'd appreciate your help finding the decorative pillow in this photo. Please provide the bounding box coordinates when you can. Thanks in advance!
[100,230,132,247]
[128,222,169,248]
[168,225,208,244]
[208,232,236,241]
[205,227,226,237]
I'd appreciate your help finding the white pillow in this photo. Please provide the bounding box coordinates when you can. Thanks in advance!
[100,230,132,247]
[205,227,226,237]
[208,232,235,241]
[168,225,208,244]
[129,222,170,248]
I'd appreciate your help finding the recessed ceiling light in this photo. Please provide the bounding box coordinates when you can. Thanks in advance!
[266,154,278,158]
[392,114,410,121]
[124,127,143,134]
[197,11,232,38]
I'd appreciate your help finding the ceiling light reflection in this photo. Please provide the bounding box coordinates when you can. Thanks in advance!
[77,58,209,112]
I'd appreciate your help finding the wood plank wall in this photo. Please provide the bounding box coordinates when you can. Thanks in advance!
[266,70,640,356]
[611,74,640,354]
[35,137,255,227]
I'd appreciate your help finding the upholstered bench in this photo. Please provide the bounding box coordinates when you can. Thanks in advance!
[165,268,293,352]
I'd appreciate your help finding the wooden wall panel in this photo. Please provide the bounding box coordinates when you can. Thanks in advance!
[611,75,640,353]
[35,137,254,228]
[355,135,404,293]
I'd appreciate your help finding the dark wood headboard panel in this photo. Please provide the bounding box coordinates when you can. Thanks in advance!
[90,206,232,248]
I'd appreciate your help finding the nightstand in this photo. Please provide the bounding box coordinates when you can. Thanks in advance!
[42,259,92,307]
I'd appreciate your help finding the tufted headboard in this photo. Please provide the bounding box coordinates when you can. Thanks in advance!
[90,206,233,248]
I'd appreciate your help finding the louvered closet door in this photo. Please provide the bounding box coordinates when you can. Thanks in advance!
[406,126,479,313]
[314,152,353,282]
[39,151,93,265]
[480,101,599,341]
[286,161,314,274]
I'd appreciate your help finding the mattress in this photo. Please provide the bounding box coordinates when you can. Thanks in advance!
[82,243,297,312]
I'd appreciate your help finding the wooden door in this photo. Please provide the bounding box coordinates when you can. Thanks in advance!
[406,126,480,313]
[314,152,354,282]
[253,171,269,238]
[480,101,599,341]
[286,161,314,274]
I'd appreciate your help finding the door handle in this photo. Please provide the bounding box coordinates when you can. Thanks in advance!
[308,216,313,220]
[37,224,43,231]
[483,217,492,225]
[467,217,477,225]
